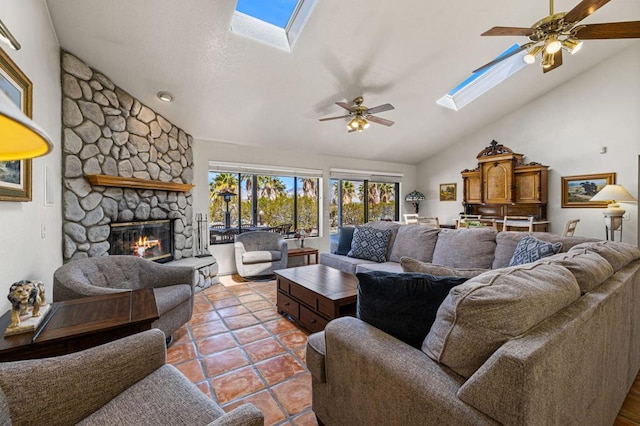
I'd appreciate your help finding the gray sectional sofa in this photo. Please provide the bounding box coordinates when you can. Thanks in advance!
[310,222,640,425]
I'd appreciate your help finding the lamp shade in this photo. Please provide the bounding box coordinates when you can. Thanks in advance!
[589,185,636,204]
[405,190,425,202]
[0,90,53,161]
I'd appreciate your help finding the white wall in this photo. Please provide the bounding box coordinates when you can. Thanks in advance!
[192,140,417,274]
[417,44,640,246]
[0,1,62,313]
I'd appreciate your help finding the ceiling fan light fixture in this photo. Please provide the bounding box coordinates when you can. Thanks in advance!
[544,35,562,54]
[562,37,583,54]
[523,45,543,64]
[363,118,370,129]
[541,50,555,68]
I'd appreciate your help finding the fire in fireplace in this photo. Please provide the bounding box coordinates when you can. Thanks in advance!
[109,219,173,263]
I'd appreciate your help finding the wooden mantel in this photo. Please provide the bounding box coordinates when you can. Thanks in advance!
[84,174,194,192]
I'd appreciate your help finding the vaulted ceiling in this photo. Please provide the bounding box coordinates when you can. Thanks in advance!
[46,0,640,164]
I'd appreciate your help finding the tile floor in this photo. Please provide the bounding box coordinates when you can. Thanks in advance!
[167,275,318,426]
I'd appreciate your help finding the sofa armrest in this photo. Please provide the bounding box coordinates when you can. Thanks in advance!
[278,239,288,266]
[208,403,264,426]
[0,329,166,426]
[140,262,195,291]
[317,317,497,425]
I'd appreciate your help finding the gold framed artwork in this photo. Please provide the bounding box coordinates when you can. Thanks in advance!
[439,183,456,201]
[0,47,33,202]
[561,173,615,208]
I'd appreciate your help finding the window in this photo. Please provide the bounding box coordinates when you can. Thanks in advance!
[209,163,320,244]
[329,169,401,235]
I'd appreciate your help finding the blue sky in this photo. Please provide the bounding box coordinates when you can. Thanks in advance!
[236,0,299,28]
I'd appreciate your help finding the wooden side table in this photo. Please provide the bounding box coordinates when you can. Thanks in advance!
[287,247,319,265]
[0,288,158,362]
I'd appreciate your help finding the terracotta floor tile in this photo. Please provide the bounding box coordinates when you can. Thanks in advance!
[293,410,319,426]
[272,373,313,416]
[202,347,250,377]
[211,366,265,404]
[278,330,308,350]
[205,284,229,294]
[196,332,237,355]
[254,308,283,322]
[244,300,275,312]
[293,348,307,366]
[244,337,286,362]
[233,324,271,345]
[256,354,306,386]
[197,382,213,399]
[213,297,241,309]
[172,325,191,345]
[207,291,237,301]
[264,317,298,335]
[175,359,205,383]
[193,302,215,314]
[238,293,265,303]
[224,313,260,330]
[218,304,250,318]
[167,341,197,364]
[190,310,221,325]
[223,390,286,426]
[191,320,228,340]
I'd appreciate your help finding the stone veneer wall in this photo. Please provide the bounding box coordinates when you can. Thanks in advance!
[61,51,194,262]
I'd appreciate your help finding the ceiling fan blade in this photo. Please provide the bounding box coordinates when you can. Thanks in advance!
[366,115,395,127]
[575,21,640,39]
[319,114,350,122]
[348,127,358,133]
[481,26,536,36]
[543,50,563,74]
[335,102,355,112]
[472,42,533,74]
[564,0,610,23]
[366,103,394,114]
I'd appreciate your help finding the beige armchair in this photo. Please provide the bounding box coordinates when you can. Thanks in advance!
[53,256,195,344]
[0,329,263,425]
[234,231,288,279]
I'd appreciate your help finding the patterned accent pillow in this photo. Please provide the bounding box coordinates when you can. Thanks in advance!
[348,226,392,263]
[509,236,562,266]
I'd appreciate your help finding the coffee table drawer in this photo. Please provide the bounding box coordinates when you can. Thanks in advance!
[290,283,318,309]
[277,292,299,319]
[300,305,328,333]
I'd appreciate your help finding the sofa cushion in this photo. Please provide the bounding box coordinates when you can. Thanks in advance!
[568,241,640,272]
[508,236,562,266]
[356,271,468,348]
[400,256,488,279]
[389,225,440,263]
[335,227,356,255]
[535,251,614,294]
[242,250,282,265]
[423,262,580,378]
[153,284,192,316]
[355,262,404,274]
[431,228,497,269]
[319,252,378,275]
[348,227,392,263]
[362,221,401,260]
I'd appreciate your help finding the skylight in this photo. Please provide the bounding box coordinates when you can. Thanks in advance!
[437,44,528,111]
[231,0,317,52]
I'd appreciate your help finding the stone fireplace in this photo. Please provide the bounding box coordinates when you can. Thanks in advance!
[61,51,194,263]
[108,219,174,263]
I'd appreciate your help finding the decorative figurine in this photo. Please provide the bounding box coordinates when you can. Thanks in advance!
[7,280,46,328]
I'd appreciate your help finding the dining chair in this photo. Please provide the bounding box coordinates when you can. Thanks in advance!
[562,218,580,237]
[417,217,440,228]
[456,214,482,229]
[502,216,534,232]
[403,214,419,224]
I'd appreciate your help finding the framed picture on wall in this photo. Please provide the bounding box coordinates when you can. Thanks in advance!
[0,47,33,202]
[439,183,456,201]
[561,173,615,208]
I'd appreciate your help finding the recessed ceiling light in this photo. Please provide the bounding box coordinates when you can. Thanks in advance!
[157,91,174,102]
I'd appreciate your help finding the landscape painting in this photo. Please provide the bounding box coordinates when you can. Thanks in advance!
[440,183,456,201]
[561,173,615,208]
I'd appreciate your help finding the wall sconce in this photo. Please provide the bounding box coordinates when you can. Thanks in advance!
[405,190,425,214]
[589,184,636,241]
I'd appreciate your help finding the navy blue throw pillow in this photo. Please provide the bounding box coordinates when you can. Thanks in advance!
[356,271,468,348]
[335,227,356,255]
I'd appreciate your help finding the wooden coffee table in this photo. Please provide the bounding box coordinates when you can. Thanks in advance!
[0,288,158,362]
[275,264,358,333]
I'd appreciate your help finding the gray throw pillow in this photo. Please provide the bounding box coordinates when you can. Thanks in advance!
[348,226,392,263]
[335,227,356,255]
[509,236,562,266]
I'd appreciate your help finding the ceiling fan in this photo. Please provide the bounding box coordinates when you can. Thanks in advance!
[319,96,395,132]
[475,0,640,74]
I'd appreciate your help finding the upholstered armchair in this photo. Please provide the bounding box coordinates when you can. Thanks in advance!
[234,231,288,279]
[0,329,263,425]
[53,256,195,343]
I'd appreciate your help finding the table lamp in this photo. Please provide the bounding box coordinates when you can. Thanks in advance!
[589,184,636,241]
[405,190,425,214]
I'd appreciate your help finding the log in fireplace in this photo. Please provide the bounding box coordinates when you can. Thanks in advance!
[108,219,173,263]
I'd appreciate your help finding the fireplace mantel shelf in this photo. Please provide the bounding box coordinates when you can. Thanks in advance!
[84,175,194,192]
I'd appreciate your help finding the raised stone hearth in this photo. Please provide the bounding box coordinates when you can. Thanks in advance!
[61,51,195,263]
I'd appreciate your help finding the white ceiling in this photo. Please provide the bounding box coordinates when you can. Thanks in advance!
[45,0,640,165]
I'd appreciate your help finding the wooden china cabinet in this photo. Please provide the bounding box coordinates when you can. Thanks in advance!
[461,140,549,231]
